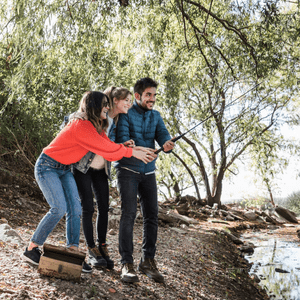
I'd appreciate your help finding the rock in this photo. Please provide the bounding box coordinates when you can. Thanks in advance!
[110,200,118,207]
[251,274,261,283]
[275,206,298,224]
[0,218,8,224]
[170,227,187,234]
[226,215,235,221]
[178,195,201,206]
[221,230,243,245]
[175,202,189,216]
[0,223,23,245]
[228,208,244,216]
[180,224,189,229]
[261,211,280,224]
[239,243,255,254]
[188,211,208,221]
[212,203,218,210]
[256,216,266,223]
[243,211,257,221]
[107,229,117,235]
[220,210,228,216]
[110,207,121,215]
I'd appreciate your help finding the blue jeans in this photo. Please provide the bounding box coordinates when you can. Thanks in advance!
[117,168,158,264]
[32,153,82,247]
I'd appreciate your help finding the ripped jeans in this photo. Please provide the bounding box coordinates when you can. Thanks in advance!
[32,153,82,247]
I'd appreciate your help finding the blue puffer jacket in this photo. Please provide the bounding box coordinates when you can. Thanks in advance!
[115,102,171,174]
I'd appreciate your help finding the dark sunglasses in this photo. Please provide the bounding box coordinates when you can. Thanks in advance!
[102,101,110,107]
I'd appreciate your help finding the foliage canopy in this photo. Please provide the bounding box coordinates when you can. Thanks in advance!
[1,0,299,204]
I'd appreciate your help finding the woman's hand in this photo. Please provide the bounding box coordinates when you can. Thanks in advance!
[123,139,135,148]
[134,147,157,159]
[132,148,157,164]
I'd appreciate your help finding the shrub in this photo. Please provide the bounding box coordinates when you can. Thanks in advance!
[284,191,300,216]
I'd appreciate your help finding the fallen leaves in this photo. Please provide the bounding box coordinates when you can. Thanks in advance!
[108,287,116,293]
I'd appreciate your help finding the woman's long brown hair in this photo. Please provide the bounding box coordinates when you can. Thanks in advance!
[78,91,109,134]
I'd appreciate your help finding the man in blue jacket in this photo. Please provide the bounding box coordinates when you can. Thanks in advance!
[115,77,174,283]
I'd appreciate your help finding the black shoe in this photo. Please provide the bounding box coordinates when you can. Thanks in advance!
[22,247,42,266]
[88,247,107,268]
[99,244,114,269]
[138,257,164,283]
[121,263,139,283]
[82,262,92,273]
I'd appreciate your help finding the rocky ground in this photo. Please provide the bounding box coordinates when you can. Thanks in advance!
[0,157,272,300]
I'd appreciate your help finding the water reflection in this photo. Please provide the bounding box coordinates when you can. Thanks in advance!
[245,234,300,300]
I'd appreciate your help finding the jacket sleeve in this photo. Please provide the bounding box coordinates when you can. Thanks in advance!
[108,122,116,142]
[74,120,132,161]
[155,113,172,151]
[116,113,131,144]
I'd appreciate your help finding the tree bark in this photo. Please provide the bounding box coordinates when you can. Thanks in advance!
[180,136,211,198]
[172,152,201,201]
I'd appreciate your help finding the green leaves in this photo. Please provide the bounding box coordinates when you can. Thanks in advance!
[0,0,299,202]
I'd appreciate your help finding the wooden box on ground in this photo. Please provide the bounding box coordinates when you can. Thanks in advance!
[38,243,86,282]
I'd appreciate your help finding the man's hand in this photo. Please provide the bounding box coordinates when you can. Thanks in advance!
[163,139,175,152]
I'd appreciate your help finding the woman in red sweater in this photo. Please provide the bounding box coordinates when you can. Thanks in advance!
[71,87,135,270]
[22,91,153,272]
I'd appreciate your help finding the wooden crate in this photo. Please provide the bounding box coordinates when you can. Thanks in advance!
[38,243,86,282]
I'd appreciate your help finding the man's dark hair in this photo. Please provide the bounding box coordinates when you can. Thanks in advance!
[134,77,158,95]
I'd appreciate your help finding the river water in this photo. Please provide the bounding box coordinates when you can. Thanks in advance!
[243,226,300,300]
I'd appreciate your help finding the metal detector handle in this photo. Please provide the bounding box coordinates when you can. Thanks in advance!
[154,135,183,154]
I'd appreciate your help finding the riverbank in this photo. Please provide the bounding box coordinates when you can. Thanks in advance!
[0,161,271,299]
[0,219,271,300]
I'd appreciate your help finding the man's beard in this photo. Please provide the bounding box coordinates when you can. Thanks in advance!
[139,101,154,111]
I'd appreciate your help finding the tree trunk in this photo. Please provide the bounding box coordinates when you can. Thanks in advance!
[172,152,201,201]
[180,136,211,199]
[169,171,181,198]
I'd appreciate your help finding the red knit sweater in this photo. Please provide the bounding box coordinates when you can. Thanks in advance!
[43,120,132,165]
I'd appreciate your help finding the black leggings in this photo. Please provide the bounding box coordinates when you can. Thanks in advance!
[73,167,109,248]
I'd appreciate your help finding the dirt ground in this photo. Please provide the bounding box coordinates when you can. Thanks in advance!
[0,158,270,300]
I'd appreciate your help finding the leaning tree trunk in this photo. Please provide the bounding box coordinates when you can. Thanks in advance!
[180,136,212,199]
[172,152,201,201]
